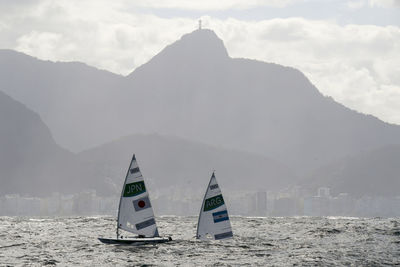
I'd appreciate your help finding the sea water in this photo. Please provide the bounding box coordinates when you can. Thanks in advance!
[0,216,399,266]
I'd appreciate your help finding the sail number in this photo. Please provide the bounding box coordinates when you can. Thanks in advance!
[123,181,146,197]
[204,194,225,211]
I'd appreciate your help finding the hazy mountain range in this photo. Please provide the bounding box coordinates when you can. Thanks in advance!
[0,89,295,196]
[0,90,107,196]
[78,134,296,194]
[1,29,399,197]
[303,145,400,197]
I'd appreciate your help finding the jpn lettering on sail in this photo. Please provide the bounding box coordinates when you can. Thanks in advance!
[196,173,233,240]
[117,154,159,237]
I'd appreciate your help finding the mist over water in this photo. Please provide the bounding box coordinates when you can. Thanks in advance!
[1,216,399,266]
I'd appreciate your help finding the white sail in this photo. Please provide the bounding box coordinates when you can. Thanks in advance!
[196,172,233,240]
[117,154,159,237]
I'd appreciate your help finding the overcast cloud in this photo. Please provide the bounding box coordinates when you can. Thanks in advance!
[0,0,399,125]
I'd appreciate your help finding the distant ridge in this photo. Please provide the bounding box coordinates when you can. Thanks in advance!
[0,49,125,152]
[78,133,296,192]
[303,144,400,197]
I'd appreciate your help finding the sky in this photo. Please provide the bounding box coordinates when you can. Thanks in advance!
[0,0,399,125]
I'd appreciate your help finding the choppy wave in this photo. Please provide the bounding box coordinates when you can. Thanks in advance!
[0,216,399,266]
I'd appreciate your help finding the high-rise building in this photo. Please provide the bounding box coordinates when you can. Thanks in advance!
[318,187,330,198]
[256,191,267,216]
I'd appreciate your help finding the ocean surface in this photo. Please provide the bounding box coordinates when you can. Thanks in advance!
[0,216,399,266]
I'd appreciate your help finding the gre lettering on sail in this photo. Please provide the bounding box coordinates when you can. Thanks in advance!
[196,172,233,240]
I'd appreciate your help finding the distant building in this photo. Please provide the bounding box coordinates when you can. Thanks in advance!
[73,190,98,215]
[273,197,301,216]
[330,193,354,216]
[60,195,75,215]
[0,195,19,215]
[18,197,41,216]
[318,187,330,198]
[255,191,267,216]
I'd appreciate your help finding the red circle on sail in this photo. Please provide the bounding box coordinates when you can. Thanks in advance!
[138,200,146,208]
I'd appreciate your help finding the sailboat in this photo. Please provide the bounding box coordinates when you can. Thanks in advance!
[196,172,233,240]
[98,154,171,244]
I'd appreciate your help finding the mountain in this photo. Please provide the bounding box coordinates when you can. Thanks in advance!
[301,145,400,197]
[78,134,296,193]
[1,29,400,178]
[0,49,126,152]
[0,90,106,196]
[124,29,400,173]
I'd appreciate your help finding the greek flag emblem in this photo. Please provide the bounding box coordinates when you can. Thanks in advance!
[212,210,229,223]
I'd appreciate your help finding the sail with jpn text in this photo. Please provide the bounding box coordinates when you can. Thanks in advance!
[117,154,159,237]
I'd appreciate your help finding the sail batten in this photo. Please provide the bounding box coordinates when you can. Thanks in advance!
[117,154,159,238]
[196,172,233,240]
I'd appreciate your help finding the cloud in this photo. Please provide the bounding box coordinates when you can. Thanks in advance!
[212,18,400,124]
[347,1,367,9]
[16,31,65,57]
[347,0,400,8]
[120,0,303,10]
[369,0,400,8]
[3,1,194,74]
[0,0,400,125]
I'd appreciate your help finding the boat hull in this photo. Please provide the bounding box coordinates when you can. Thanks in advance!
[98,236,172,245]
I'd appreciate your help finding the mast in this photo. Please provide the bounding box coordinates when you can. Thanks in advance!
[116,154,137,239]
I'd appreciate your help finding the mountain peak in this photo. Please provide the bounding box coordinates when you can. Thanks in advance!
[163,29,229,60]
[128,29,229,78]
[176,29,229,58]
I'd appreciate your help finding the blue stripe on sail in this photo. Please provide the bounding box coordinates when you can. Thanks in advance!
[213,210,229,223]
[214,231,233,240]
[130,167,140,174]
[135,218,156,230]
[214,217,229,223]
[213,210,228,216]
